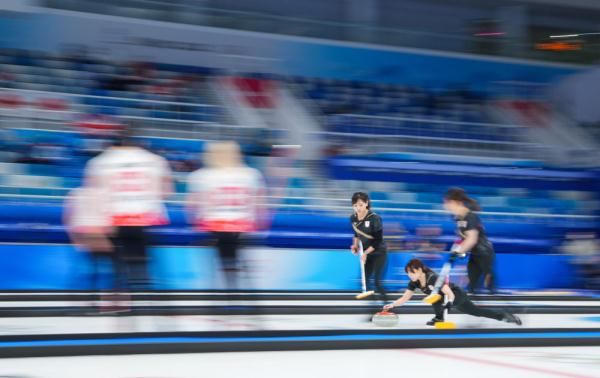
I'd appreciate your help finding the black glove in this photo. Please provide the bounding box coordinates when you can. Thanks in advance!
[449,252,466,263]
[449,244,466,262]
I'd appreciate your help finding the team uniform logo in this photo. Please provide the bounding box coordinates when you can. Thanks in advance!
[86,148,171,227]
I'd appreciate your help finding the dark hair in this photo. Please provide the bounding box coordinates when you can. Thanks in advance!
[110,122,138,147]
[351,192,370,209]
[404,258,433,274]
[444,187,481,211]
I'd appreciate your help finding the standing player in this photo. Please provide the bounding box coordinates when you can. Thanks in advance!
[64,185,115,312]
[187,141,266,291]
[350,192,388,301]
[443,187,496,294]
[84,129,173,297]
[384,259,520,326]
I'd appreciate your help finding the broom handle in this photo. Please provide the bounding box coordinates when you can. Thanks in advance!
[431,258,452,294]
[442,275,449,321]
[359,241,367,293]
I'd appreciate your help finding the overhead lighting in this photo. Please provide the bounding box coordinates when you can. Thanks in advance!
[474,32,506,37]
[550,34,579,39]
[550,32,600,38]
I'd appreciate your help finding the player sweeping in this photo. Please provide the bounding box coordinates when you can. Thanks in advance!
[383,259,521,326]
[350,192,387,301]
[444,187,496,294]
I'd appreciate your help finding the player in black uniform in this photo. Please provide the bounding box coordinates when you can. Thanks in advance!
[350,192,387,301]
[384,259,521,326]
[444,187,496,294]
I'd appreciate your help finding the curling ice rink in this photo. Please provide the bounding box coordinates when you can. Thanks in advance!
[0,313,598,335]
[0,292,597,377]
[1,347,599,378]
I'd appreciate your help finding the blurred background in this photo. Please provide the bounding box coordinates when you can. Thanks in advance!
[1,2,600,375]
[0,0,599,294]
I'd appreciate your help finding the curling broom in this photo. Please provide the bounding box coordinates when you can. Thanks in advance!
[356,240,375,299]
[423,248,463,305]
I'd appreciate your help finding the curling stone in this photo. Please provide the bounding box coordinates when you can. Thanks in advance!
[372,311,399,327]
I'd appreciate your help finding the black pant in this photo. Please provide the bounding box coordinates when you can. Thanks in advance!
[213,232,242,290]
[467,252,495,293]
[433,287,504,321]
[364,252,387,300]
[110,226,150,290]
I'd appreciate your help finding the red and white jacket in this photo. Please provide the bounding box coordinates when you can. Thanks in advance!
[84,147,172,227]
[64,187,110,233]
[187,166,266,232]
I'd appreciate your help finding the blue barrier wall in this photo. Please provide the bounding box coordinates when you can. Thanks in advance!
[2,200,593,253]
[0,244,576,290]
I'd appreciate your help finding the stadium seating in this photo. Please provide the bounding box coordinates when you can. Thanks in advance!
[0,51,597,255]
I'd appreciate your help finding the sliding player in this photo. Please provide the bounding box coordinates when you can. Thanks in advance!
[384,259,521,326]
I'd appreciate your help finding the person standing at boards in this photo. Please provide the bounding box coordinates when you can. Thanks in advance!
[64,185,116,312]
[187,141,266,292]
[84,128,173,294]
[350,192,388,301]
[443,187,496,294]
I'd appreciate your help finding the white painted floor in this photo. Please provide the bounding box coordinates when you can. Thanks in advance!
[0,313,597,336]
[0,347,599,378]
[0,300,598,378]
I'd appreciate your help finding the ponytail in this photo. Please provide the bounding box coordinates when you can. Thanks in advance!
[444,187,481,211]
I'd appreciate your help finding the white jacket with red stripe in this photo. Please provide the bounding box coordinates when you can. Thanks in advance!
[187,166,266,232]
[84,147,172,227]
